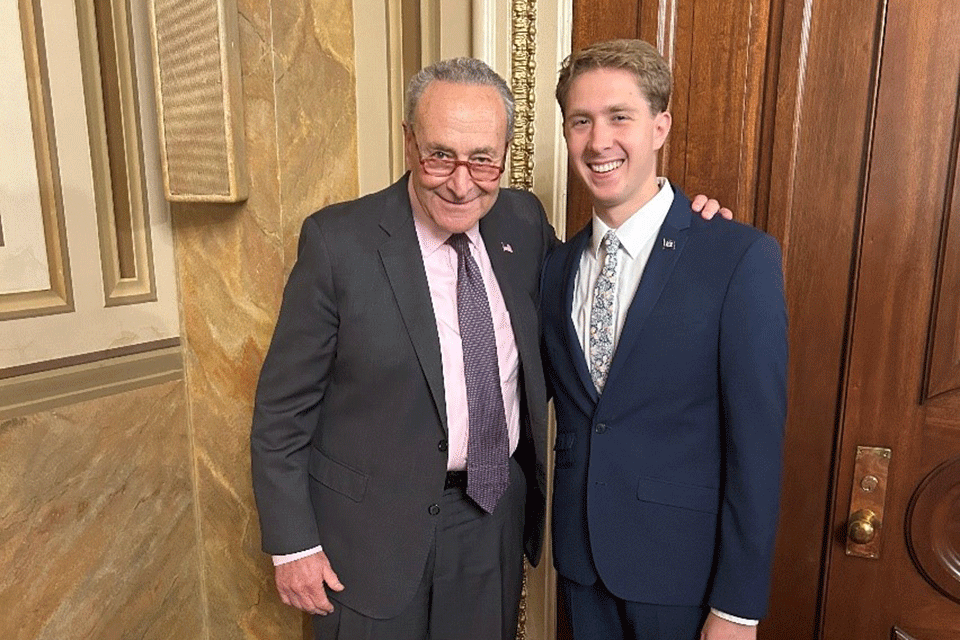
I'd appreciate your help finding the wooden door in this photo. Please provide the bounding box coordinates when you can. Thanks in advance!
[566,0,960,637]
[817,0,960,636]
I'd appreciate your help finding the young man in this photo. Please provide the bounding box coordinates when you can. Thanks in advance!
[541,39,788,640]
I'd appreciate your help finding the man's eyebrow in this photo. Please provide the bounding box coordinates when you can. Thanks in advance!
[421,141,454,154]
[424,142,501,158]
[469,145,501,157]
[566,104,640,117]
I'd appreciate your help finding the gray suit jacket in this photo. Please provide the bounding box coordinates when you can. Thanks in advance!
[251,174,553,619]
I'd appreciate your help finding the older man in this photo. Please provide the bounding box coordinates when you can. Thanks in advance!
[252,57,552,640]
[251,57,724,640]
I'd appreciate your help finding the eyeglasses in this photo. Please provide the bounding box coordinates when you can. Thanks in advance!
[412,136,505,182]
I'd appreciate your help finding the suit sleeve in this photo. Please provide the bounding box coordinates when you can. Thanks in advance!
[709,233,788,619]
[250,216,339,554]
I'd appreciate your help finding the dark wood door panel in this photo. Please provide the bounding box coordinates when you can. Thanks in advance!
[927,108,960,399]
[664,0,769,219]
[906,454,960,604]
[894,627,960,640]
[822,0,960,636]
[760,0,888,636]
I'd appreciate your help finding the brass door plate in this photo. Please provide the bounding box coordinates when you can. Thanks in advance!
[845,446,892,558]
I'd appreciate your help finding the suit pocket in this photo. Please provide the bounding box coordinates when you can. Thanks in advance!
[636,475,719,514]
[554,432,576,469]
[309,449,369,503]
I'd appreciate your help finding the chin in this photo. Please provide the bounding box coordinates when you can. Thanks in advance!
[435,205,485,232]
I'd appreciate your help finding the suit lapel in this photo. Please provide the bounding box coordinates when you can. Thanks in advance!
[604,191,692,391]
[563,226,600,404]
[480,204,538,402]
[378,178,448,431]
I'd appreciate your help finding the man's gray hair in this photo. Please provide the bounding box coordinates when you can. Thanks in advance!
[405,57,515,143]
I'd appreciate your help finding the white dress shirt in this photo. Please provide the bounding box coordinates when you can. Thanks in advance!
[571,178,757,627]
[572,179,675,357]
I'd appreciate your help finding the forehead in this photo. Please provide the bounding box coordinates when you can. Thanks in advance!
[414,81,507,151]
[565,67,648,112]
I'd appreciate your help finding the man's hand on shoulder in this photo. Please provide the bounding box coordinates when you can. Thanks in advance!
[275,551,344,615]
[700,611,757,640]
[691,194,734,221]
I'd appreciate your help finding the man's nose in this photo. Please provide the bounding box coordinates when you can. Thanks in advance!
[446,163,474,196]
[587,123,612,152]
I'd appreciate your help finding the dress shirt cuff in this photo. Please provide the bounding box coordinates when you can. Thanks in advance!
[710,608,759,626]
[272,544,323,566]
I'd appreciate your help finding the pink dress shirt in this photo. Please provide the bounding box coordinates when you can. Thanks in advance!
[410,197,521,472]
[273,188,521,566]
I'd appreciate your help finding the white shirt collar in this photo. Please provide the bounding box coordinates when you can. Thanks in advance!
[590,178,675,259]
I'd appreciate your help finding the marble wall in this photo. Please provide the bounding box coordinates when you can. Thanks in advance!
[0,381,203,640]
[170,0,359,638]
[1,1,358,638]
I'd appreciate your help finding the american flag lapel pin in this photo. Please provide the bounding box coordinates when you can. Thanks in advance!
[501,242,513,253]
[662,238,675,250]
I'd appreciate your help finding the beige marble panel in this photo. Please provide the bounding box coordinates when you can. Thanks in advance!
[0,381,201,640]
[273,0,359,266]
[172,1,358,639]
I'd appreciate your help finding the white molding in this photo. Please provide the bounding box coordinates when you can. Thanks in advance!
[472,0,511,72]
[352,0,396,193]
[531,0,571,240]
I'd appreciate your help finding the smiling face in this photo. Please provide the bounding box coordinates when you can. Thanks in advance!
[404,81,508,234]
[562,67,671,227]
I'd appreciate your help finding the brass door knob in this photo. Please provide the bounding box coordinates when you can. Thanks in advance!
[848,509,880,544]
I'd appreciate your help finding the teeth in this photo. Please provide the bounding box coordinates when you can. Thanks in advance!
[590,160,623,173]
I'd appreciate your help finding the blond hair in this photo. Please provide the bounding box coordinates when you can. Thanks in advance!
[556,39,671,116]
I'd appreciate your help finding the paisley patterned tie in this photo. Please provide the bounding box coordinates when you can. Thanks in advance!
[589,230,621,392]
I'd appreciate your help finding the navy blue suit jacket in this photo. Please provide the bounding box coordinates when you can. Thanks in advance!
[542,187,788,619]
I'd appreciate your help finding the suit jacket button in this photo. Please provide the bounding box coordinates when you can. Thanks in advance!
[438,439,448,452]
[428,504,441,516]
[595,423,607,434]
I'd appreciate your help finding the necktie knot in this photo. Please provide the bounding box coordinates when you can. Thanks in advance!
[447,232,470,255]
[602,230,621,256]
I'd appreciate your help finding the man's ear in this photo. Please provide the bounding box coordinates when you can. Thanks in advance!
[653,110,672,150]
[401,122,416,171]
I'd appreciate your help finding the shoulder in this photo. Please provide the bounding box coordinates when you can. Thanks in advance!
[690,215,780,260]
[490,187,547,224]
[304,179,405,231]
[544,223,589,275]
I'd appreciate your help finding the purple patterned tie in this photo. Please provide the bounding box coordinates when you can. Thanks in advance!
[448,233,510,513]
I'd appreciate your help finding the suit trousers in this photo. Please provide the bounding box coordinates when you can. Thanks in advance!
[559,575,707,640]
[313,457,526,640]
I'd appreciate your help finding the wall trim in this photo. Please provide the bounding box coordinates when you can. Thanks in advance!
[506,2,571,638]
[0,338,183,419]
